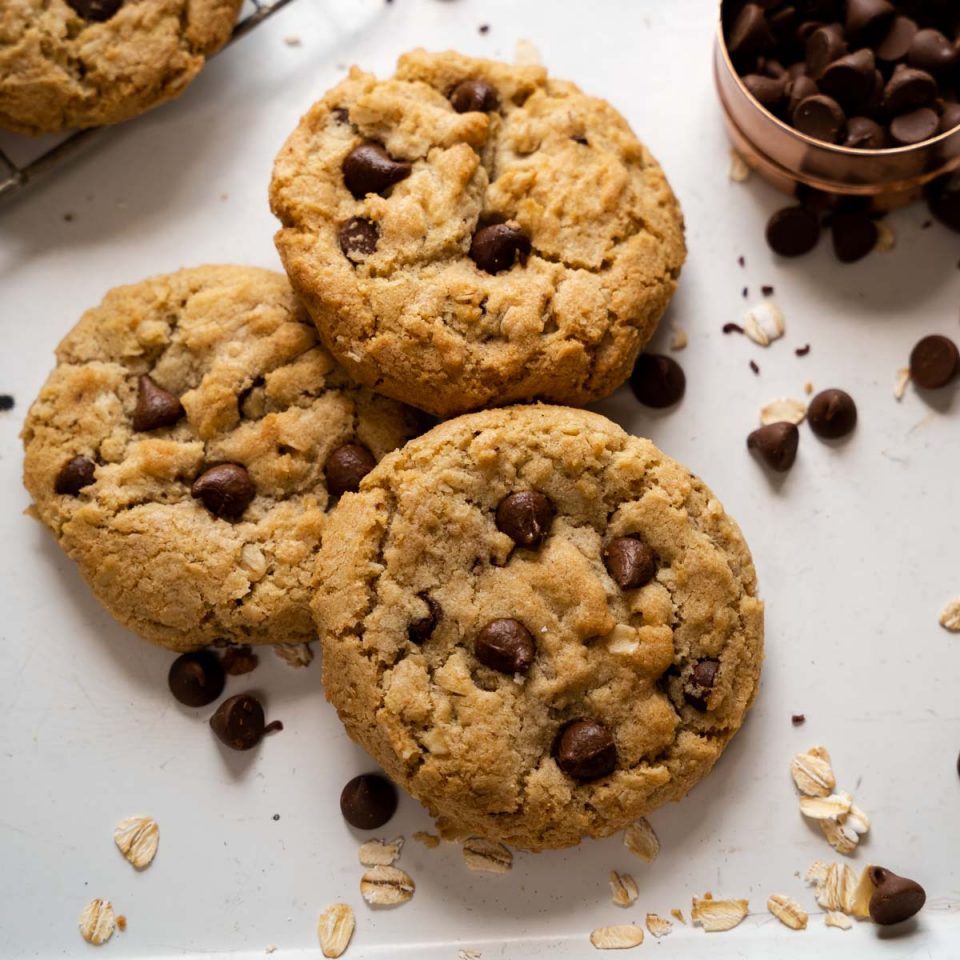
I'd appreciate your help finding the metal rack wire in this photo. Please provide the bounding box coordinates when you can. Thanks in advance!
[0,0,297,203]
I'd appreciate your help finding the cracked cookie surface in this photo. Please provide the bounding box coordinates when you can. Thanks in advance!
[22,265,422,652]
[270,50,687,418]
[315,405,763,851]
[0,0,241,135]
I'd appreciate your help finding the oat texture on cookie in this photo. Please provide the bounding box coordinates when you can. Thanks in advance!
[315,405,763,850]
[22,266,422,651]
[0,0,243,136]
[270,50,686,417]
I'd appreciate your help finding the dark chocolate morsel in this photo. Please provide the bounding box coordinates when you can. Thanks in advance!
[604,536,657,589]
[54,455,96,495]
[168,651,225,707]
[629,354,686,408]
[66,0,123,21]
[747,422,800,472]
[868,867,926,925]
[909,335,960,389]
[766,205,821,256]
[475,619,536,674]
[339,218,380,260]
[684,658,720,711]
[469,223,531,273]
[342,143,411,199]
[408,593,442,644]
[553,718,617,781]
[807,388,857,438]
[448,78,499,113]
[495,491,555,548]
[132,374,184,432]
[191,463,255,520]
[340,773,398,829]
[210,694,266,750]
[325,443,377,497]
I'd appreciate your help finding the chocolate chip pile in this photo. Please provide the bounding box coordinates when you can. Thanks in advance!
[724,0,960,149]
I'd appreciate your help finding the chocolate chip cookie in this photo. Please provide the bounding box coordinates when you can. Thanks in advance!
[22,266,422,652]
[315,405,763,850]
[0,0,242,136]
[270,50,686,418]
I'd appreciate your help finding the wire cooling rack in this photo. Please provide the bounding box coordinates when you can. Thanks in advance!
[0,0,297,203]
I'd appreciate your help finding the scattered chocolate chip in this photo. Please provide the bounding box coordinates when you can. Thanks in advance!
[909,334,960,389]
[571,135,589,145]
[55,455,96,495]
[737,255,745,268]
[748,421,800,472]
[766,206,821,256]
[272,813,280,821]
[723,322,745,334]
[884,67,937,115]
[342,143,411,199]
[831,211,878,262]
[808,388,857,438]
[167,651,225,707]
[0,395,13,411]
[475,619,536,674]
[792,713,806,725]
[339,218,379,260]
[684,659,720,711]
[793,94,846,143]
[604,536,657,590]
[553,719,617,781]
[845,0,894,42]
[868,867,926,925]
[220,645,259,676]
[907,29,957,76]
[875,15,917,62]
[132,374,184,432]
[65,0,123,21]
[209,694,266,751]
[728,3,775,57]
[340,773,398,829]
[890,106,940,145]
[478,23,489,34]
[844,115,886,149]
[192,464,255,520]
[495,491,555,548]
[630,354,686,408]
[750,359,760,374]
[761,284,775,296]
[325,443,376,497]
[742,286,749,298]
[469,223,531,273]
[408,592,441,644]
[448,78,499,113]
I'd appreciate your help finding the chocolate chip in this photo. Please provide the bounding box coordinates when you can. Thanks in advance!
[891,107,940,145]
[845,0,894,42]
[792,713,806,725]
[750,359,760,374]
[209,694,266,751]
[475,619,536,674]
[883,67,937,115]
[220,645,259,676]
[331,107,350,124]
[0,394,13,411]
[793,94,846,142]
[630,354,686,408]
[808,388,857,438]
[867,867,926,925]
[844,115,886,149]
[875,15,917,62]
[727,4,776,57]
[469,223,531,273]
[408,592,442,644]
[805,24,847,79]
[55,455,96,495]
[909,334,960,389]
[819,49,876,113]
[766,205,821,256]
[743,73,786,109]
[926,173,960,233]
[553,718,617,781]
[796,343,811,356]
[747,422,800,472]
[448,78,499,113]
[342,143,411,199]
[66,0,123,21]
[168,651,225,707]
[340,773,398,829]
[723,322,745,334]
[831,211,878,262]
[684,659,720,711]
[604,536,657,589]
[132,374,184,432]
[325,443,376,497]
[907,29,957,76]
[339,218,379,260]
[495,491,555,548]
[192,464,255,520]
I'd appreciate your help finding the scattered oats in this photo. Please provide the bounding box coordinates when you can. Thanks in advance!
[670,327,688,351]
[729,150,751,182]
[894,367,911,401]
[413,831,440,848]
[742,301,785,347]
[590,924,644,949]
[514,39,542,65]
[284,33,302,46]
[760,397,807,426]
[113,816,159,869]
[265,946,277,955]
[645,913,673,938]
[875,220,896,252]
[623,818,659,862]
[805,861,830,885]
[240,543,267,581]
[791,746,836,797]
[79,899,115,945]
[799,792,852,821]
[825,911,852,930]
[767,894,808,930]
[811,862,857,912]
[609,870,639,907]
[318,902,355,958]
[360,865,415,906]
[850,864,877,919]
[458,952,482,960]
[359,837,403,866]
[274,642,314,668]
[691,894,749,932]
[939,598,960,632]
[462,837,512,874]
[820,818,860,855]
[671,908,686,925]
[606,623,639,656]
[804,381,814,395]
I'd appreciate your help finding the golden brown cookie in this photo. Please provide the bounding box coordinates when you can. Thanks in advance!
[315,405,763,851]
[271,50,686,417]
[0,0,242,136]
[22,266,422,652]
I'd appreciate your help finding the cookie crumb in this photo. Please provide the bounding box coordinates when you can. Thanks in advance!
[514,39,541,65]
[803,381,814,395]
[220,645,259,676]
[670,908,686,925]
[894,367,911,401]
[284,34,302,46]
[274,643,314,668]
[939,598,960,632]
[728,151,751,183]
[875,221,896,252]
[669,327,688,351]
[115,915,126,932]
[413,831,440,848]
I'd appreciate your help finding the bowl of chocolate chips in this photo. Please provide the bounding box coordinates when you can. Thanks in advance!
[716,0,960,208]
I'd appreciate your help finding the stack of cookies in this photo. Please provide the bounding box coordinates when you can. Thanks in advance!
[22,51,764,850]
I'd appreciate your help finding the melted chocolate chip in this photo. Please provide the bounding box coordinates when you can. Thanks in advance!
[340,773,398,829]
[339,218,379,260]
[448,78,499,113]
[408,593,442,644]
[469,224,531,273]
[325,443,376,497]
[495,491,555,548]
[191,464,255,520]
[684,659,720,711]
[342,143,411,199]
[168,651,225,707]
[132,374,184,432]
[553,718,617,781]
[66,0,123,21]
[475,619,536,674]
[604,536,657,590]
[54,455,96,495]
[210,694,266,750]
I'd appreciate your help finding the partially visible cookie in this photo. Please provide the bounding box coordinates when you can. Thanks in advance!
[315,405,763,851]
[0,0,242,135]
[22,266,422,652]
[271,49,686,417]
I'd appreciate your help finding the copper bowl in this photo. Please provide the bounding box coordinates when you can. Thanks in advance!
[714,6,960,210]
